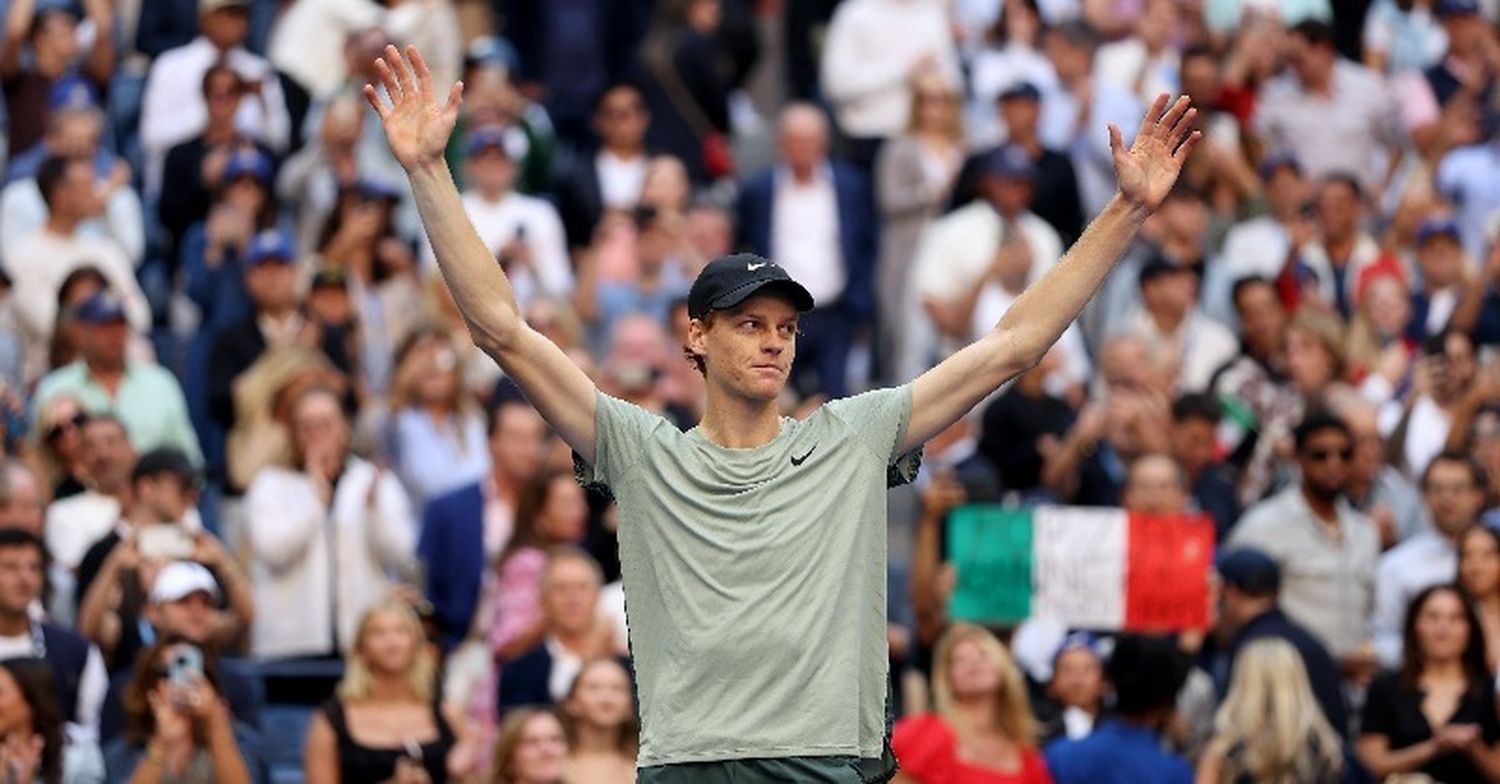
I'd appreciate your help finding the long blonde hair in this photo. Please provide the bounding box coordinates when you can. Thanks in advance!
[1212,638,1343,783]
[931,623,1037,745]
[336,601,437,703]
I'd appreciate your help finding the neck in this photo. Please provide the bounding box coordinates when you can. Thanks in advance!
[953,695,999,731]
[1011,133,1041,156]
[44,213,78,236]
[87,360,126,385]
[1148,308,1187,333]
[573,723,623,754]
[1424,657,1467,680]
[697,389,782,449]
[790,164,818,185]
[124,506,161,529]
[1325,234,1356,261]
[365,672,416,702]
[603,143,643,159]
[553,627,591,653]
[1301,484,1339,521]
[1344,473,1372,501]
[492,469,522,500]
[260,304,295,321]
[0,611,29,637]
[204,118,236,144]
[423,404,450,423]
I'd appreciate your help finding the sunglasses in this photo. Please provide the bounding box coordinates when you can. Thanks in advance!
[1304,446,1354,462]
[45,412,87,442]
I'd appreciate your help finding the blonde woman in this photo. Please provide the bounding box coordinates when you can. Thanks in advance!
[489,708,567,784]
[892,623,1052,783]
[305,600,476,782]
[385,326,490,506]
[1196,638,1345,783]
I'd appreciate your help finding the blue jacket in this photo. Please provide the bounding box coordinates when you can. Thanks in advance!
[497,643,555,712]
[736,162,878,324]
[1045,721,1193,784]
[418,483,487,650]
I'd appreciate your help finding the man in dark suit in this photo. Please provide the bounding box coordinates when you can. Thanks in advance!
[736,103,877,399]
[557,81,652,252]
[419,399,548,649]
[498,547,615,711]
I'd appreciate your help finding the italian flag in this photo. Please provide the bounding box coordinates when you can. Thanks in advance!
[947,506,1214,632]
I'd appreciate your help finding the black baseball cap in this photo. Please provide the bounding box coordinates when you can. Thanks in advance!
[131,448,200,486]
[1216,547,1281,597]
[686,253,815,320]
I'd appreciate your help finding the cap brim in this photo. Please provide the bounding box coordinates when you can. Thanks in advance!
[709,278,816,314]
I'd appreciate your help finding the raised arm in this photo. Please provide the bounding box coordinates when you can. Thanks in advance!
[365,46,598,462]
[902,95,1199,453]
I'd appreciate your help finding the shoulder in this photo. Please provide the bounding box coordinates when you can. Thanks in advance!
[1365,670,1404,704]
[246,465,305,496]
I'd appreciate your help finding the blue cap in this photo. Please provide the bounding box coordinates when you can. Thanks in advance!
[34,0,79,18]
[464,125,528,160]
[72,291,128,324]
[355,178,401,202]
[246,231,295,266]
[48,75,98,113]
[1257,152,1302,181]
[1436,0,1479,16]
[464,35,520,72]
[998,81,1041,103]
[223,148,272,185]
[1216,547,1281,596]
[1053,631,1107,664]
[1416,216,1462,245]
[981,144,1036,182]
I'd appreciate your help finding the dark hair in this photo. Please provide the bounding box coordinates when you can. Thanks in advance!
[1458,526,1500,602]
[485,397,539,440]
[200,61,244,97]
[0,659,62,784]
[591,80,645,114]
[497,468,577,568]
[80,411,128,439]
[1048,20,1099,51]
[0,528,47,562]
[124,635,223,746]
[1421,451,1488,492]
[1424,327,1474,358]
[1319,172,1365,203]
[1292,411,1352,453]
[1230,275,1275,312]
[56,266,109,312]
[562,657,639,756]
[1399,585,1489,687]
[1171,393,1221,426]
[1181,44,1216,65]
[35,155,78,210]
[1107,634,1189,719]
[1290,19,1337,48]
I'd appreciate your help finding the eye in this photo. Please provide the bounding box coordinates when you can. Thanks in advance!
[777,324,797,338]
[739,319,758,331]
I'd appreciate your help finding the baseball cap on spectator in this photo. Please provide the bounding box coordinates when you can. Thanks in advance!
[1053,631,1110,666]
[1257,152,1302,181]
[1216,547,1281,597]
[465,126,529,161]
[200,0,250,12]
[310,266,349,291]
[33,0,79,20]
[997,82,1041,104]
[151,561,221,605]
[687,254,815,319]
[1138,255,1193,288]
[132,447,200,486]
[465,35,520,73]
[246,231,296,267]
[1416,215,1462,246]
[48,75,98,113]
[1435,0,1480,16]
[356,178,401,202]
[981,144,1036,183]
[223,149,272,185]
[72,291,127,324]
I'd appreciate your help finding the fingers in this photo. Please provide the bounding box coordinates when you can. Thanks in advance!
[386,45,416,98]
[1174,129,1204,162]
[408,45,434,98]
[1108,123,1125,157]
[1158,95,1192,135]
[1138,93,1169,140]
[445,81,465,115]
[375,57,402,102]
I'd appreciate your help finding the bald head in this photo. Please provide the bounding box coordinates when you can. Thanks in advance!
[0,461,43,536]
[1122,454,1190,515]
[778,103,829,180]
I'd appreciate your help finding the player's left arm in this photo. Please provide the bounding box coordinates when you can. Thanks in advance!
[902,95,1200,454]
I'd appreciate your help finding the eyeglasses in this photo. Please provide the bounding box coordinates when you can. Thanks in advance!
[1304,446,1354,463]
[45,413,87,442]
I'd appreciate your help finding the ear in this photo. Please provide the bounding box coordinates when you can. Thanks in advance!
[687,317,709,356]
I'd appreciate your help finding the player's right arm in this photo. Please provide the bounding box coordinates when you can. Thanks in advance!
[366,46,598,462]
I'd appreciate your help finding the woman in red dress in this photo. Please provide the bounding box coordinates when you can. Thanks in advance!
[893,623,1053,783]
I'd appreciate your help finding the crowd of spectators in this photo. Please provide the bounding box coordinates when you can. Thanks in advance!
[0,0,1494,781]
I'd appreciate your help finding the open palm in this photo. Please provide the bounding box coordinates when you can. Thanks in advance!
[364,45,464,172]
[1109,94,1201,212]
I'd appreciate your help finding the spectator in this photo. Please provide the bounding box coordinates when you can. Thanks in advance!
[557,82,653,252]
[32,394,87,500]
[419,399,548,649]
[1197,638,1347,783]
[1362,0,1448,74]
[489,707,568,784]
[1389,328,1477,477]
[31,292,202,464]
[1205,157,1309,326]
[1227,412,1379,667]
[1119,255,1238,393]
[0,0,114,161]
[138,0,290,196]
[966,0,1059,141]
[1041,633,1108,743]
[874,68,965,383]
[636,0,736,185]
[1435,127,1500,262]
[1168,394,1240,538]
[1254,21,1400,196]
[560,657,637,784]
[265,0,385,103]
[1044,634,1192,783]
[576,212,694,357]
[1373,453,1486,666]
[0,657,67,784]
[1038,22,1142,218]
[4,157,149,378]
[104,637,255,784]
[494,547,605,712]
[819,0,962,166]
[244,386,416,659]
[891,623,1051,783]
[1331,395,1423,547]
[0,529,106,745]
[304,600,475,783]
[1357,584,1500,780]
[384,328,490,507]
[42,414,134,575]
[1283,174,1383,318]
[738,104,877,399]
[1211,276,1297,502]
[1094,0,1182,106]
[968,82,1084,247]
[276,91,365,256]
[1284,309,1350,411]
[1458,525,1500,669]
[1405,216,1468,342]
[75,448,251,674]
[977,350,1074,499]
[1119,454,1191,515]
[0,460,44,536]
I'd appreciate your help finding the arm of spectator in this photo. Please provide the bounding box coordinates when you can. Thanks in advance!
[1451,243,1500,336]
[0,0,33,77]
[104,181,147,268]
[1039,404,1104,502]
[572,247,601,326]
[902,95,1199,453]
[1194,736,1229,784]
[76,542,138,653]
[80,0,115,87]
[911,474,964,650]
[76,643,107,739]
[192,533,255,648]
[365,469,417,572]
[192,679,252,784]
[302,709,339,784]
[369,45,599,463]
[1356,734,1442,777]
[244,471,324,572]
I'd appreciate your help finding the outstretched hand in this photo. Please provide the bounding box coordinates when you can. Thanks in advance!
[364,45,464,172]
[1109,94,1201,212]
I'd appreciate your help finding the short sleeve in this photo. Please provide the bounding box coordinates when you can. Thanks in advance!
[824,384,921,486]
[890,714,951,779]
[576,391,670,493]
[1360,672,1399,738]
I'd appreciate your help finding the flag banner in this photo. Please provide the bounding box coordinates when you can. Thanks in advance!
[947,505,1214,631]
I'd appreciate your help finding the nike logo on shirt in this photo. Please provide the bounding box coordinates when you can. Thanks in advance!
[747,263,768,271]
[791,445,817,466]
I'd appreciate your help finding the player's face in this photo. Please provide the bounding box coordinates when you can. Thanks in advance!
[693,293,799,403]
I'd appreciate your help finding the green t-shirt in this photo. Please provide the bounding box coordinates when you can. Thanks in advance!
[581,385,919,766]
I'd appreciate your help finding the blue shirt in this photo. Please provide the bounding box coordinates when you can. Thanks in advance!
[1044,721,1193,784]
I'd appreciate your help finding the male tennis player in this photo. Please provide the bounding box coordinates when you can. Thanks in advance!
[365,45,1199,783]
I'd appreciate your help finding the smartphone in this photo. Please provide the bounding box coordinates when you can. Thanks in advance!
[168,645,203,689]
[137,525,196,561]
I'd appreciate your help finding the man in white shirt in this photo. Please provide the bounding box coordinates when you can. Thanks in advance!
[1371,453,1486,667]
[1204,155,1309,326]
[558,82,651,251]
[1120,257,1238,393]
[1093,0,1182,106]
[138,0,290,197]
[1040,22,1144,218]
[45,414,135,574]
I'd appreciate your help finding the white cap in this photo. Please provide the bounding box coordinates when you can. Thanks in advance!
[150,561,220,605]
